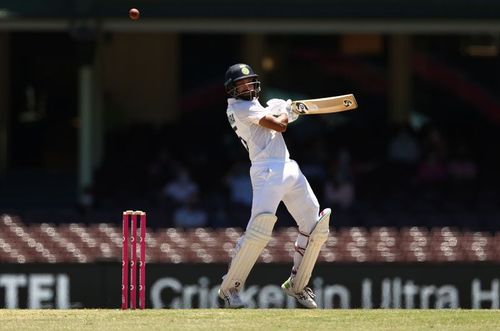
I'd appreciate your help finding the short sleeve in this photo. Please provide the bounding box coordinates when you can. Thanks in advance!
[246,102,267,124]
[231,99,268,125]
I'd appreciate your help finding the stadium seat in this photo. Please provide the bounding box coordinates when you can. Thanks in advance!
[462,231,495,261]
[2,213,500,264]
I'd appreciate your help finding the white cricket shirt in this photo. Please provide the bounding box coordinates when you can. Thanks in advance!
[226,98,290,164]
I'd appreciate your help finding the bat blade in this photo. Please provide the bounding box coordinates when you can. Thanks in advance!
[291,94,358,115]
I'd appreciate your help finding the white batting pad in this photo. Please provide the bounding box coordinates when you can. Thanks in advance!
[219,213,277,296]
[293,208,331,291]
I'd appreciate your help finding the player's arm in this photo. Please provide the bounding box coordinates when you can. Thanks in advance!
[258,113,288,132]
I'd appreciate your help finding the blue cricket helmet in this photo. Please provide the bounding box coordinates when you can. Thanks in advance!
[224,63,260,99]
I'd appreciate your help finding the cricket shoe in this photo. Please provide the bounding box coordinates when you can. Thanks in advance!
[218,288,245,309]
[281,277,318,309]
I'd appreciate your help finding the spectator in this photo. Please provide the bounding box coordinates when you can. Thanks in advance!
[336,147,354,183]
[78,185,95,215]
[416,151,447,184]
[324,177,355,210]
[300,140,328,182]
[387,124,420,188]
[422,126,448,161]
[224,161,252,208]
[447,144,477,182]
[172,193,208,228]
[388,124,420,165]
[415,126,448,190]
[223,161,253,227]
[323,148,355,210]
[162,167,199,207]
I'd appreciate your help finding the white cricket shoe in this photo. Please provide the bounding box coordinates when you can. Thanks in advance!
[281,277,318,309]
[218,288,245,309]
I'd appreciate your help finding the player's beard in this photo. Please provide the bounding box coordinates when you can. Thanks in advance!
[238,91,256,100]
[238,86,260,100]
[237,81,260,100]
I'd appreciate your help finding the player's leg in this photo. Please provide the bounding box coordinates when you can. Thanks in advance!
[281,160,331,308]
[219,166,284,308]
[282,208,331,290]
[282,160,322,275]
[218,212,277,308]
[280,209,330,309]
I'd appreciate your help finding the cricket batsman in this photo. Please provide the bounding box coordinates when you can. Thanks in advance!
[218,63,331,308]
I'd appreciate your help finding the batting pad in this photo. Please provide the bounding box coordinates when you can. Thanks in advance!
[219,213,277,295]
[293,208,331,291]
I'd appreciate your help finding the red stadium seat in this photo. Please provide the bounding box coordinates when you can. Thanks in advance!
[2,213,500,264]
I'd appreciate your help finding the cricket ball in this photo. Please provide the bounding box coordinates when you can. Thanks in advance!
[129,8,140,20]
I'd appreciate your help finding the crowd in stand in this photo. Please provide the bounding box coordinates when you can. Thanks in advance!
[80,114,499,233]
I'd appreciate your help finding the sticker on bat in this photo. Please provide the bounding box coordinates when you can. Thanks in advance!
[295,102,308,114]
[343,99,353,107]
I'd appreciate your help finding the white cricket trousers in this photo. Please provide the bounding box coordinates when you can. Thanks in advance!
[247,159,320,233]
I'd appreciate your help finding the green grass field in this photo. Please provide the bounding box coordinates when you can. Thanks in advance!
[0,309,499,331]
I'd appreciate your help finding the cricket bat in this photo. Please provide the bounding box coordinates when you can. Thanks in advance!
[291,94,358,115]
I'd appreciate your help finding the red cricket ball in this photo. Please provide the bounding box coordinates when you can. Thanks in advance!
[129,8,140,20]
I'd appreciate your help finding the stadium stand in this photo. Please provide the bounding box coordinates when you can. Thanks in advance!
[2,214,498,264]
